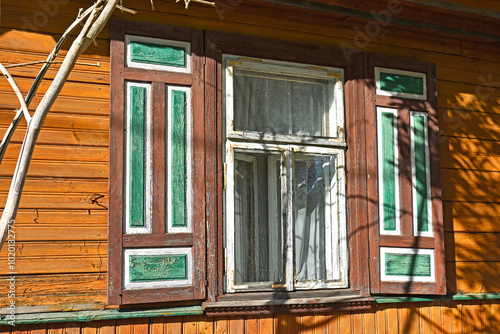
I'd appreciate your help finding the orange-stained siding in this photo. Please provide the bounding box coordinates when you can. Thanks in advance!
[1,301,500,333]
[0,0,499,319]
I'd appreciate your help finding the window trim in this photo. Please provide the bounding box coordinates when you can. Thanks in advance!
[204,30,371,305]
[108,20,206,305]
[365,53,446,295]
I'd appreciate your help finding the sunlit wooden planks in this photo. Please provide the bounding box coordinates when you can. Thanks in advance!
[0,49,110,85]
[447,262,500,292]
[0,273,106,307]
[440,138,500,173]
[0,303,500,333]
[446,232,500,262]
[0,241,108,276]
[0,160,107,178]
[439,109,500,141]
[441,169,500,202]
[437,81,500,114]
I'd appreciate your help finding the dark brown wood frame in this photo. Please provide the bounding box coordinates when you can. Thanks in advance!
[203,31,371,305]
[108,19,446,309]
[364,54,446,295]
[108,20,206,305]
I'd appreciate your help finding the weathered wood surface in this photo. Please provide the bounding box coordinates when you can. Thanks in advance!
[0,0,497,311]
[2,301,500,333]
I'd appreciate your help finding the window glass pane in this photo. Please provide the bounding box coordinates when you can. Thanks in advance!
[233,69,334,137]
[294,154,337,282]
[233,150,284,285]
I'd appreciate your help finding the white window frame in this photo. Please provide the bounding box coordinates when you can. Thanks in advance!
[223,55,348,293]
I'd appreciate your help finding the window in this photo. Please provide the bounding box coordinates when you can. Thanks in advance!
[223,56,348,292]
[109,23,446,310]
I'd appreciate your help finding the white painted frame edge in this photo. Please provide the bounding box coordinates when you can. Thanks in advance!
[377,107,401,236]
[410,111,433,237]
[125,82,152,235]
[123,247,193,290]
[375,67,427,100]
[166,86,192,234]
[380,247,436,283]
[223,54,345,141]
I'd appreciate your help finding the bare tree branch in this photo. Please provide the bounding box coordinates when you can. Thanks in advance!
[0,64,31,123]
[0,0,120,249]
[0,4,97,165]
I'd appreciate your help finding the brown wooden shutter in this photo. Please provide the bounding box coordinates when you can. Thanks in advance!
[108,21,206,305]
[365,54,446,295]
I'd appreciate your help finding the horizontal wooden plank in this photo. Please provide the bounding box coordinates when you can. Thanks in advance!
[447,262,500,293]
[0,126,108,147]
[0,27,109,58]
[439,109,500,141]
[9,210,107,225]
[437,66,500,89]
[441,169,500,202]
[0,273,106,303]
[0,91,109,116]
[0,76,109,101]
[122,234,193,248]
[440,137,500,172]
[0,177,107,194]
[12,225,107,242]
[0,192,108,210]
[0,112,109,132]
[0,241,107,258]
[0,256,106,275]
[0,49,110,85]
[437,80,500,114]
[445,232,500,262]
[443,201,500,232]
[0,160,108,178]
[3,144,109,163]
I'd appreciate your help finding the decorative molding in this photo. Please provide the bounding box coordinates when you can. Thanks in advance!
[203,298,374,316]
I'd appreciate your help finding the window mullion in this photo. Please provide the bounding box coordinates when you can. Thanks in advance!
[285,147,294,291]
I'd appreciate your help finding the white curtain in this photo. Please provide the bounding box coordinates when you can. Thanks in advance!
[294,158,328,281]
[233,70,327,136]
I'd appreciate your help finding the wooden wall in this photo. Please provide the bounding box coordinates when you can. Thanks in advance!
[0,0,499,317]
[1,301,500,333]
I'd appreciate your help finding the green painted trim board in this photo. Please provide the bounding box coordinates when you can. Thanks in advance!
[130,41,186,68]
[129,254,188,282]
[385,253,431,277]
[0,306,203,325]
[413,115,429,232]
[171,90,187,227]
[379,72,424,95]
[381,112,397,231]
[128,86,147,228]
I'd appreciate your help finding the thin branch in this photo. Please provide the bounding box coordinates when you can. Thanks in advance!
[116,5,137,14]
[0,0,121,250]
[0,4,96,165]
[5,60,101,68]
[0,63,31,123]
[176,0,215,9]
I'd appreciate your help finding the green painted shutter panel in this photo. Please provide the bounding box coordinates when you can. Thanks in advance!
[368,55,445,295]
[128,85,147,228]
[379,72,424,95]
[412,114,430,234]
[130,41,186,68]
[379,109,398,232]
[129,254,188,282]
[385,253,431,277]
[170,90,187,228]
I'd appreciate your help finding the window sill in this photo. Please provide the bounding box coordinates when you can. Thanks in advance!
[202,289,374,316]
